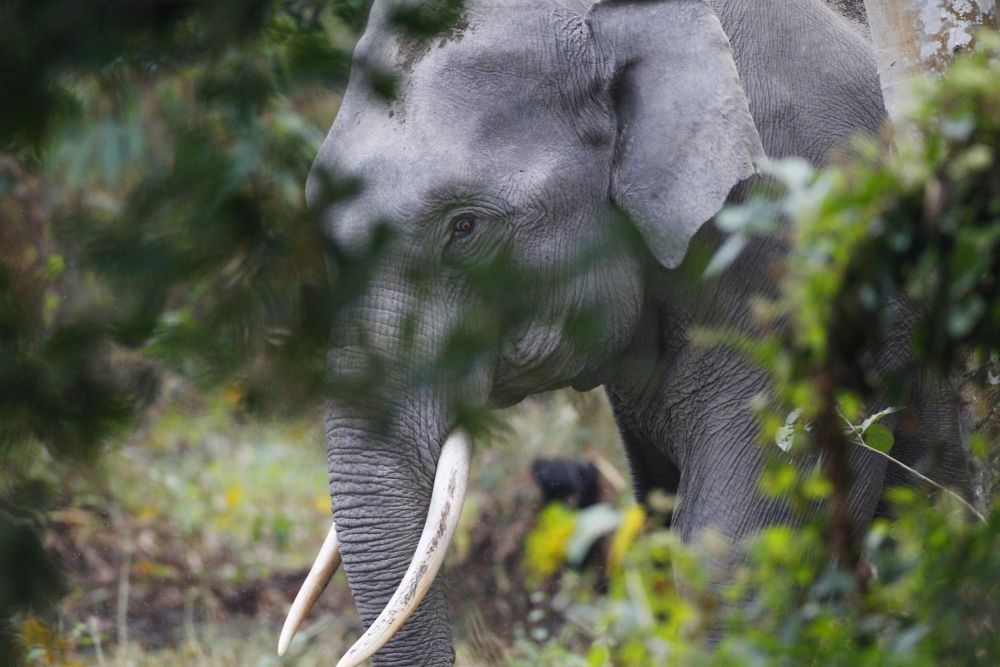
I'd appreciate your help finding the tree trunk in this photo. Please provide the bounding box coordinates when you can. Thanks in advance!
[862,0,998,123]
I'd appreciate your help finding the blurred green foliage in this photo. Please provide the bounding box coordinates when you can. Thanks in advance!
[0,1,375,661]
[566,493,999,666]
[1,1,492,661]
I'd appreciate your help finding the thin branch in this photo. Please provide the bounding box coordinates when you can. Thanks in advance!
[88,616,105,667]
[115,545,131,658]
[836,409,986,523]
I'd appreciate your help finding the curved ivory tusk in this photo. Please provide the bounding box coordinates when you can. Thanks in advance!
[335,430,471,667]
[277,522,342,656]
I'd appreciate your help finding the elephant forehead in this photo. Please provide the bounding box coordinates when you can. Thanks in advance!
[314,74,586,218]
[319,58,589,187]
[363,0,587,70]
[324,99,570,183]
[324,111,474,183]
[356,0,587,123]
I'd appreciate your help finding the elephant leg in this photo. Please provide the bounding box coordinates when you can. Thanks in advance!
[672,426,888,571]
[876,370,974,519]
[642,347,890,561]
[606,387,681,521]
[867,298,974,516]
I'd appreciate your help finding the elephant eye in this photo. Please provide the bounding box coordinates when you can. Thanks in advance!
[450,215,477,238]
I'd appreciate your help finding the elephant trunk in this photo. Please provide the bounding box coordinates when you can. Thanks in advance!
[277,244,490,663]
[278,429,469,664]
[320,377,460,665]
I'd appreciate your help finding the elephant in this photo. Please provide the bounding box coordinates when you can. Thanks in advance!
[278,0,970,664]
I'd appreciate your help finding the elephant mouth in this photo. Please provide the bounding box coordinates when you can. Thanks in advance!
[277,429,471,666]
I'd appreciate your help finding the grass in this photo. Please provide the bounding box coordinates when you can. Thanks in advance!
[28,384,629,665]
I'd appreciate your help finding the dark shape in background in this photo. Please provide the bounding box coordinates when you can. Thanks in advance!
[532,459,600,510]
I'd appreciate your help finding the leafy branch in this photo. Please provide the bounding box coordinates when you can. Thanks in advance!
[836,408,986,523]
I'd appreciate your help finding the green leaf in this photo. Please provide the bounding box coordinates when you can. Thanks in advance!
[859,406,902,435]
[864,423,895,453]
[775,408,801,453]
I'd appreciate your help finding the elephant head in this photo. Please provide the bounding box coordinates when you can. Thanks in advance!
[282,0,763,664]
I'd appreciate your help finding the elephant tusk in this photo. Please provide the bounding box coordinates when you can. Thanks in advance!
[278,522,342,656]
[335,429,471,667]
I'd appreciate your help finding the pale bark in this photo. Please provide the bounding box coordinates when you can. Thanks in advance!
[863,0,999,123]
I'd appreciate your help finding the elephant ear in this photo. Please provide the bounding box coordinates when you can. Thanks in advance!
[589,0,765,269]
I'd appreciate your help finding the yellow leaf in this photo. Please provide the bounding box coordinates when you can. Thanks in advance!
[222,385,244,410]
[225,484,244,508]
[134,559,177,579]
[524,503,576,582]
[313,495,331,513]
[608,505,646,572]
[21,617,66,662]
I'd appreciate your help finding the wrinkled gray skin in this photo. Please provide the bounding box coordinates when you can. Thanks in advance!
[307,0,969,664]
